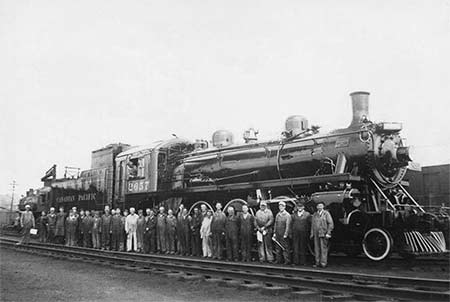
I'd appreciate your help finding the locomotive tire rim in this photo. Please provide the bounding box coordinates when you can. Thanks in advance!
[362,228,392,261]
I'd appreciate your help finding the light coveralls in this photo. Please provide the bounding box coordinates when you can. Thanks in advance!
[125,213,139,252]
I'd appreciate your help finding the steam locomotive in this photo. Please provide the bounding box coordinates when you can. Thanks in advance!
[22,91,448,261]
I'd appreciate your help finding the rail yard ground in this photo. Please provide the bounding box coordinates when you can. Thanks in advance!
[0,247,277,302]
[0,238,448,302]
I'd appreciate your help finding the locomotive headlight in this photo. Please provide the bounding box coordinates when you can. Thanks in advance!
[378,122,403,132]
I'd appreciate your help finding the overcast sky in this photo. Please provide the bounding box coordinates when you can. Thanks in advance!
[1,0,449,196]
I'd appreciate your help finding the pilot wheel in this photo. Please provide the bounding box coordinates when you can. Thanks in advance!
[362,228,392,261]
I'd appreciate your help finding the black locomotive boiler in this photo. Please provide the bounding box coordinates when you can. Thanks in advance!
[31,91,448,261]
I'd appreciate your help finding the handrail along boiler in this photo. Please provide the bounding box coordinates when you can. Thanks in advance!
[27,91,447,261]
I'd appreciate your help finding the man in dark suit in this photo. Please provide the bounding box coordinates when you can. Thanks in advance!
[291,201,311,265]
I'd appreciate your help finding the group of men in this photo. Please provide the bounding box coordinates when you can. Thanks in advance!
[256,199,334,268]
[26,198,334,268]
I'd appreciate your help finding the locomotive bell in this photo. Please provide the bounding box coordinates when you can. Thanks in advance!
[285,115,308,137]
[212,130,234,148]
[349,91,370,128]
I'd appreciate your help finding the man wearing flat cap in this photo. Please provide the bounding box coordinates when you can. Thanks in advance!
[273,200,292,264]
[291,200,311,265]
[254,200,274,263]
[20,204,35,244]
[310,201,334,268]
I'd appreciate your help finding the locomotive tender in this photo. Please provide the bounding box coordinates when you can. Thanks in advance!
[26,91,448,261]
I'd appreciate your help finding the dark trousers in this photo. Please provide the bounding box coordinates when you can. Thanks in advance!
[83,232,92,248]
[166,230,175,253]
[144,231,156,253]
[47,229,55,243]
[240,232,252,261]
[157,230,167,252]
[275,236,290,264]
[92,231,101,249]
[102,232,110,250]
[56,235,65,245]
[123,231,127,251]
[21,226,32,244]
[292,232,308,265]
[191,231,201,256]
[226,233,239,261]
[77,231,83,246]
[39,227,48,243]
[212,232,224,259]
[111,231,122,251]
[313,235,329,266]
[66,230,77,246]
[180,230,190,255]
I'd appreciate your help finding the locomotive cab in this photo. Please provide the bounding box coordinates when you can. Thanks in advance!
[114,138,193,207]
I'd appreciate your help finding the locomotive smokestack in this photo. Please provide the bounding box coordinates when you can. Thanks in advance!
[349,91,370,128]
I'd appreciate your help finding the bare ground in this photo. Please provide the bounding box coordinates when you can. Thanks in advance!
[0,247,279,302]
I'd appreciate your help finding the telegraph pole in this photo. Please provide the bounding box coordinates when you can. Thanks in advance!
[9,180,17,212]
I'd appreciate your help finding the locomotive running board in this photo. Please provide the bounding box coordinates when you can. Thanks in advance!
[183,173,361,193]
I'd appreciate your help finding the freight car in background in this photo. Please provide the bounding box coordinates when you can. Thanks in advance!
[24,91,448,261]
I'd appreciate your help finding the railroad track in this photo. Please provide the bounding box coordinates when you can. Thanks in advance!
[1,237,448,301]
[2,229,447,268]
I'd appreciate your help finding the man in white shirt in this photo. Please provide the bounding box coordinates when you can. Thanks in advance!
[125,207,139,252]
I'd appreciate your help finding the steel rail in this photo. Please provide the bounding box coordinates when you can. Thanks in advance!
[1,232,447,266]
[1,238,448,301]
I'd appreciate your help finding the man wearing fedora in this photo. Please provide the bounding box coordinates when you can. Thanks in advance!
[310,201,334,268]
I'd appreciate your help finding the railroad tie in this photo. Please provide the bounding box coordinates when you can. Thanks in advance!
[260,284,292,296]
[238,282,265,291]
